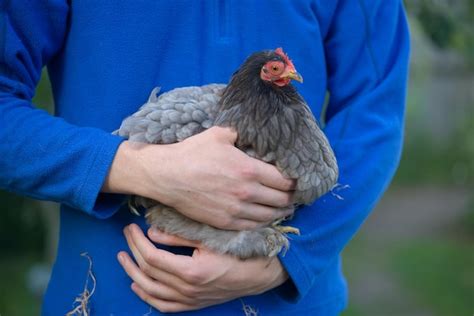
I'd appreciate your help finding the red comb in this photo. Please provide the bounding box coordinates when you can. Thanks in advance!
[275,47,295,69]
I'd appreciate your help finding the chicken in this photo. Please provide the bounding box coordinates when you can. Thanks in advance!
[115,48,338,258]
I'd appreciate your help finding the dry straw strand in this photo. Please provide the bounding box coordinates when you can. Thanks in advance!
[66,252,96,316]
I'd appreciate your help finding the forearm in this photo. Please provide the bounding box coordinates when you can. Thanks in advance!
[0,0,127,215]
[0,94,124,212]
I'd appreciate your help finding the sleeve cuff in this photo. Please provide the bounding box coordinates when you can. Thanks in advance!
[76,132,126,219]
[276,242,315,302]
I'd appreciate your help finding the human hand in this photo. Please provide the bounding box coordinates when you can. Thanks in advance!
[149,126,296,230]
[104,126,296,230]
[118,224,289,313]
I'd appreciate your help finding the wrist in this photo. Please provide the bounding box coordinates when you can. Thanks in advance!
[271,258,290,288]
[102,141,155,196]
[102,140,179,203]
[253,258,289,295]
[135,142,179,203]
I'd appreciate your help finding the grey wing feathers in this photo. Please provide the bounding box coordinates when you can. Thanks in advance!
[276,105,338,205]
[116,84,226,144]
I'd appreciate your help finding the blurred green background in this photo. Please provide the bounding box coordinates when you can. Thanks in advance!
[0,1,473,315]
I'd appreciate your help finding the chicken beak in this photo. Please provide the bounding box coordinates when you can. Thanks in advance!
[287,70,303,83]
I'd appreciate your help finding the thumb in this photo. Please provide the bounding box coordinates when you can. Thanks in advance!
[148,228,201,248]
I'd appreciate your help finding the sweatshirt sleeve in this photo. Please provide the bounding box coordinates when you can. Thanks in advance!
[0,1,125,218]
[278,0,410,300]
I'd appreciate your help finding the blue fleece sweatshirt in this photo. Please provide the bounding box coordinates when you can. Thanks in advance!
[0,1,409,315]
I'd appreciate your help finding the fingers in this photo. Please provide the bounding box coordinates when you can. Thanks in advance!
[123,227,180,285]
[226,183,294,226]
[119,250,213,312]
[119,224,287,312]
[209,126,295,194]
[251,158,296,192]
[122,226,204,294]
[131,283,203,313]
[118,251,195,305]
[237,203,294,225]
[246,184,294,207]
[148,228,201,248]
[120,225,231,313]
[125,224,192,276]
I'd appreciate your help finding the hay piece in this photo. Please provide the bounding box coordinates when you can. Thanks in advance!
[66,252,96,316]
[240,299,258,316]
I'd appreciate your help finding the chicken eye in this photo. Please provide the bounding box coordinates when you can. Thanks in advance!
[267,61,285,75]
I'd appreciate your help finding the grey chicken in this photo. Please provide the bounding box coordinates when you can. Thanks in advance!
[116,48,338,259]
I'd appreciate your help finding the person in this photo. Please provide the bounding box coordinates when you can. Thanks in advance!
[0,1,409,315]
